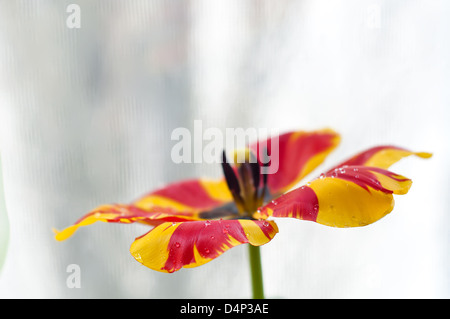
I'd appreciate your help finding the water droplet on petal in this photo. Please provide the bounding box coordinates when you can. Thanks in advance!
[175,242,181,248]
[204,248,210,254]
[171,222,177,226]
[210,235,215,240]
[319,173,325,179]
[263,221,269,227]
[204,220,211,226]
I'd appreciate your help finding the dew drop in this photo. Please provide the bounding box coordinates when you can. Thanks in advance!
[204,220,211,226]
[175,242,181,248]
[271,200,278,206]
[204,248,210,254]
[263,221,270,227]
[210,236,215,240]
[171,222,177,226]
[319,173,325,179]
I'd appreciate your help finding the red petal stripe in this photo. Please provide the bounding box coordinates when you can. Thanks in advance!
[251,129,340,195]
[149,179,226,210]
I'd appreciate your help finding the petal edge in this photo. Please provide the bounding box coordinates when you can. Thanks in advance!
[130,219,278,273]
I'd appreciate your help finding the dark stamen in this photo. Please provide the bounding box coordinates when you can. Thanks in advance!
[221,148,270,217]
[221,151,245,214]
[260,146,270,188]
[257,146,270,207]
[250,161,260,192]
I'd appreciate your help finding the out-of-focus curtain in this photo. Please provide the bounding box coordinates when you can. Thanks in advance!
[0,0,448,298]
[0,155,8,272]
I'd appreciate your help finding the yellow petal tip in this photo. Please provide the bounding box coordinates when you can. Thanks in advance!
[415,152,433,159]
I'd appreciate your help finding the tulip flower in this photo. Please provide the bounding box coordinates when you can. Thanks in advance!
[54,129,431,298]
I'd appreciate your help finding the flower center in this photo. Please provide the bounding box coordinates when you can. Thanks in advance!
[221,149,268,218]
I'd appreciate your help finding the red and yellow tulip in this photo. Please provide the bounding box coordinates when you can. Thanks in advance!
[54,129,431,274]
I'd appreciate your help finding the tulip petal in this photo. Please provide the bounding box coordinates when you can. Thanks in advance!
[130,219,279,273]
[254,166,414,227]
[329,145,432,171]
[250,129,340,196]
[53,204,202,241]
[135,178,233,212]
[54,178,236,241]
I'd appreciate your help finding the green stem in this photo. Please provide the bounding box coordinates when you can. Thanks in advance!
[248,245,264,299]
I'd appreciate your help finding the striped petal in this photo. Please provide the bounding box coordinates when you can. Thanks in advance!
[130,219,279,273]
[329,145,432,171]
[53,204,202,241]
[250,129,340,196]
[135,178,233,212]
[254,166,414,227]
[54,178,236,241]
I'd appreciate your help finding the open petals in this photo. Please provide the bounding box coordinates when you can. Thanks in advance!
[53,204,203,241]
[135,178,233,212]
[329,145,432,171]
[54,178,236,241]
[130,219,279,273]
[254,166,413,227]
[250,129,340,196]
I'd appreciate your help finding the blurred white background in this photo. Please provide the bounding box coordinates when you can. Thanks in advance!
[0,0,448,298]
